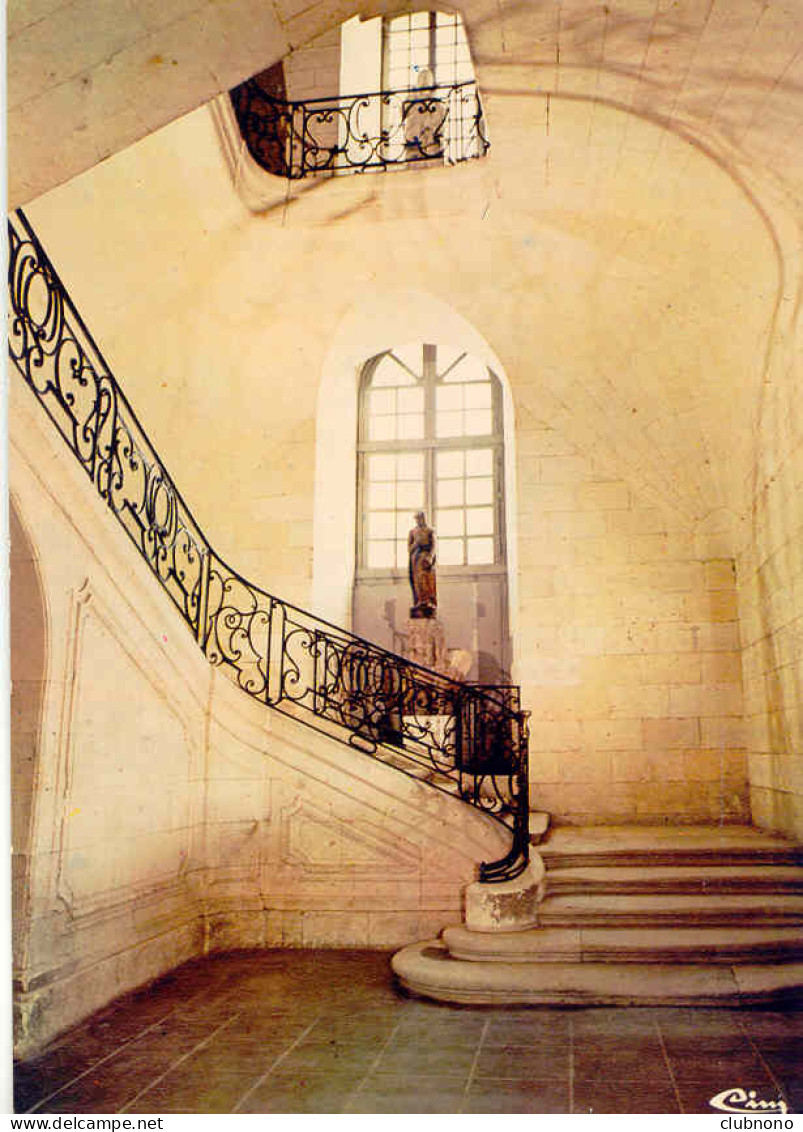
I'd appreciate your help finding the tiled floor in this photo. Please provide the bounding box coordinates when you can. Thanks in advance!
[14,950,803,1114]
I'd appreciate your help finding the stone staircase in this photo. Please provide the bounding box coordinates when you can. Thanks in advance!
[391,825,803,1005]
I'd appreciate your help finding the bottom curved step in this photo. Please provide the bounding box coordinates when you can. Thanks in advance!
[391,940,803,1006]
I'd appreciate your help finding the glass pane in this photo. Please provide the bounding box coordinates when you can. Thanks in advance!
[370,415,396,441]
[368,454,397,481]
[367,540,395,568]
[410,11,429,30]
[397,452,424,479]
[467,507,494,536]
[370,355,415,387]
[392,343,424,375]
[438,538,464,565]
[388,66,410,88]
[437,509,465,537]
[437,479,463,507]
[466,449,493,476]
[396,540,409,569]
[397,387,424,413]
[370,389,396,415]
[464,382,492,409]
[436,450,464,478]
[436,385,462,412]
[435,345,465,376]
[466,477,493,505]
[467,537,494,564]
[436,410,463,437]
[368,481,395,509]
[396,480,424,508]
[369,511,395,539]
[464,408,493,436]
[445,353,487,382]
[437,59,457,85]
[397,414,424,440]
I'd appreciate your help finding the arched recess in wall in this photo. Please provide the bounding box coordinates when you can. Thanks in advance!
[313,288,519,680]
[9,495,48,981]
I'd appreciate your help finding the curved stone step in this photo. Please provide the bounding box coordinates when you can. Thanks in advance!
[442,924,803,964]
[391,940,803,1006]
[538,893,803,928]
[545,865,803,896]
[539,825,803,870]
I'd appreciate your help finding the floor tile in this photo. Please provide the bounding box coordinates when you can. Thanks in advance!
[655,1008,747,1038]
[14,951,803,1116]
[276,1039,384,1074]
[780,1082,803,1115]
[740,1010,803,1038]
[667,1049,774,1084]
[126,1066,258,1114]
[573,1051,671,1085]
[235,1070,365,1114]
[394,1015,488,1039]
[371,1041,476,1076]
[485,1014,571,1045]
[573,1079,681,1114]
[311,1015,398,1039]
[474,1043,570,1080]
[465,1078,569,1114]
[572,1007,661,1036]
[346,1074,467,1113]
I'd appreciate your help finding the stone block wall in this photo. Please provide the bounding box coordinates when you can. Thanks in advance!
[737,332,803,840]
[517,417,747,825]
[284,27,342,103]
[284,27,343,159]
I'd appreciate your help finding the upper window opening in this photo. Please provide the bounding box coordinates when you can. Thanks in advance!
[228,10,488,181]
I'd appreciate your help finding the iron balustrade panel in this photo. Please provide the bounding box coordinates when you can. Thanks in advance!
[230,79,490,179]
[203,557,275,700]
[7,209,528,883]
[8,213,209,634]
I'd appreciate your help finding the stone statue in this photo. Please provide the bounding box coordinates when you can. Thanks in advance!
[408,511,437,618]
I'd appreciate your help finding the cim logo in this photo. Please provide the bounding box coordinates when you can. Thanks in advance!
[709,1088,789,1116]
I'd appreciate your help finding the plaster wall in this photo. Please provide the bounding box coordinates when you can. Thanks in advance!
[10,375,505,1058]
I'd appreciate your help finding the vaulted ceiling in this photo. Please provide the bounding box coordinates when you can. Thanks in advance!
[11,0,803,546]
[10,0,803,211]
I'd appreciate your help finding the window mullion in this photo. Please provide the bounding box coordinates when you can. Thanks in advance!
[424,344,437,521]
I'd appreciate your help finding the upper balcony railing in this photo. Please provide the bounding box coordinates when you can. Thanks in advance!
[230,78,489,180]
[7,209,527,883]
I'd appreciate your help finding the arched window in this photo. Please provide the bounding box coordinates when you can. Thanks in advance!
[354,343,510,680]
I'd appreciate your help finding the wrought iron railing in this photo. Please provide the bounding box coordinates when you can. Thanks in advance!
[7,209,528,882]
[230,78,489,179]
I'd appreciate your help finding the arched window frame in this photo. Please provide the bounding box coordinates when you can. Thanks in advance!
[356,342,507,580]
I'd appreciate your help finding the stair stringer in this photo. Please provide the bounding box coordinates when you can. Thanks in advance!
[9,373,509,1058]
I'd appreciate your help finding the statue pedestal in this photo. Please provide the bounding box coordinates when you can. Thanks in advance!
[404,618,471,681]
[404,617,448,673]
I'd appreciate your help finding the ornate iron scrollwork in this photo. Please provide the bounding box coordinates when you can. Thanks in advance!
[8,210,528,882]
[230,79,490,180]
